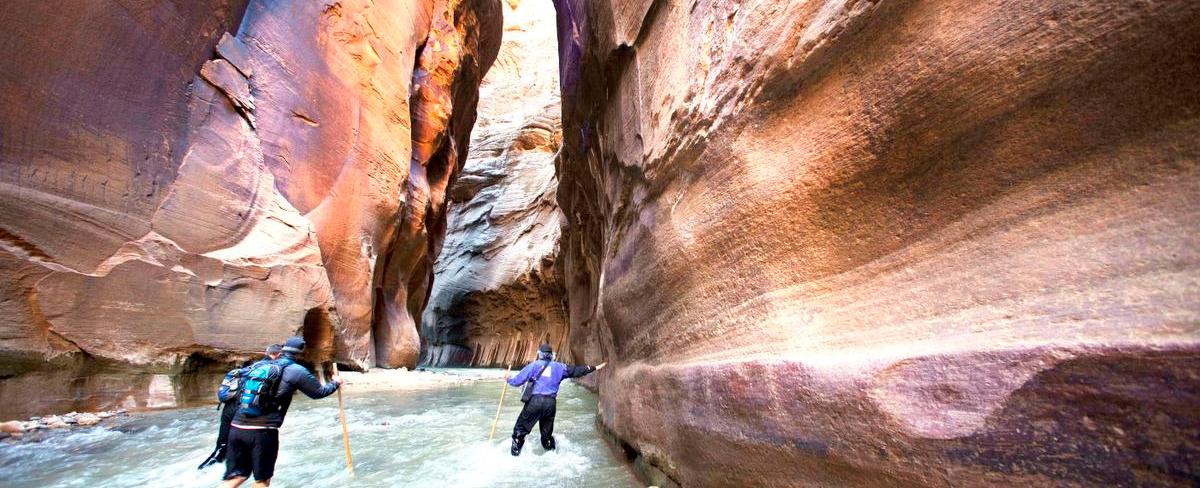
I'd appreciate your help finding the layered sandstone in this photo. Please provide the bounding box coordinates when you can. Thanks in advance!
[554,0,1200,486]
[423,0,568,368]
[0,0,500,418]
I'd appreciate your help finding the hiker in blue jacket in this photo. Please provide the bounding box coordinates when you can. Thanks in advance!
[506,343,605,456]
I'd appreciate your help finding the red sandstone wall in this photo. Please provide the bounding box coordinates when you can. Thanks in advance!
[0,0,501,418]
[554,0,1200,485]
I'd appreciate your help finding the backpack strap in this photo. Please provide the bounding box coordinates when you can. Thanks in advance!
[528,361,550,387]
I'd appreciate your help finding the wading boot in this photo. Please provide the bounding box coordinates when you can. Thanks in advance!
[541,435,556,451]
[511,436,525,456]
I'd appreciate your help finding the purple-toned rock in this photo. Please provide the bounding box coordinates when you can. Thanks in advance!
[553,0,1200,485]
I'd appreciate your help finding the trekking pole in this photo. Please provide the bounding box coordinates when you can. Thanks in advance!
[488,364,512,441]
[332,363,354,475]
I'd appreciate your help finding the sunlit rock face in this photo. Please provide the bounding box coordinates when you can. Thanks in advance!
[554,0,1200,486]
[0,0,500,417]
[422,0,568,368]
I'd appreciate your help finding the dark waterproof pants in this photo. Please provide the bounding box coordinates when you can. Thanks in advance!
[512,395,557,450]
[214,401,238,461]
[218,401,237,446]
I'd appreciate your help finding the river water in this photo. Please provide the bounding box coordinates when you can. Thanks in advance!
[0,369,640,488]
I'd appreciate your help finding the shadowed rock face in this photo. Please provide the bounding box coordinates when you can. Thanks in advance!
[0,0,500,417]
[553,0,1200,486]
[422,0,568,368]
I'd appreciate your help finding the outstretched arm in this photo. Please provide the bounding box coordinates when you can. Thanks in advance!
[506,362,537,386]
[290,366,340,399]
[564,362,607,379]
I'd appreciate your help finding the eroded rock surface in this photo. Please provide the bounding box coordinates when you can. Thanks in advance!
[0,0,500,418]
[553,0,1200,486]
[423,0,568,368]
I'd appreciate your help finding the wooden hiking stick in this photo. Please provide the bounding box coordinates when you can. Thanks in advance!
[489,364,512,441]
[332,363,354,475]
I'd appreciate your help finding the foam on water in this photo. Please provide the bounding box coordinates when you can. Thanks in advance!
[0,369,639,488]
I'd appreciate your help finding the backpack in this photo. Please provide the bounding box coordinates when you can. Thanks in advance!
[238,359,289,417]
[216,368,244,403]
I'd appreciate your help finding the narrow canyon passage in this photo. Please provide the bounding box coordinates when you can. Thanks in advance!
[0,0,1198,486]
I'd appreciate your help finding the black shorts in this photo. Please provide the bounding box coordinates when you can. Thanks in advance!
[223,427,279,481]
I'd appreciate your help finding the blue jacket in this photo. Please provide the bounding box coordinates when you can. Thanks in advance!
[506,360,595,397]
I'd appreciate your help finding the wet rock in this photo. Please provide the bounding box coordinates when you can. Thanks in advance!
[553,0,1200,486]
[422,0,568,368]
[0,420,23,434]
[76,413,101,426]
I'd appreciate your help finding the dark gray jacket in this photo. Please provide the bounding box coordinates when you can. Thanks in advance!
[232,355,338,428]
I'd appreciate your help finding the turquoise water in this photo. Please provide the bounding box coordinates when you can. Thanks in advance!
[0,369,640,487]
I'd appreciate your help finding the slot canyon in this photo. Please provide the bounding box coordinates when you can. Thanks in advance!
[0,0,1198,486]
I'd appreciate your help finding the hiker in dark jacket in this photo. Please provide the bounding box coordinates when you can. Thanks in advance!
[199,344,282,470]
[221,336,340,488]
[506,343,605,456]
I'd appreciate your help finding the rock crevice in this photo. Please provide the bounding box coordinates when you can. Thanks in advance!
[421,0,569,368]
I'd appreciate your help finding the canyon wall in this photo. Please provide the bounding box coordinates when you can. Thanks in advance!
[554,0,1200,486]
[422,0,568,368]
[0,0,500,418]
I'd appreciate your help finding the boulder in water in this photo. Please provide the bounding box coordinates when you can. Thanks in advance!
[0,421,24,434]
[76,413,102,426]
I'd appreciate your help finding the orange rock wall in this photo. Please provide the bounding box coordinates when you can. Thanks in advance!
[553,0,1200,486]
[0,0,500,418]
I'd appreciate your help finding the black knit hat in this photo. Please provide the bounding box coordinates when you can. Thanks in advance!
[282,336,306,353]
[539,343,552,353]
